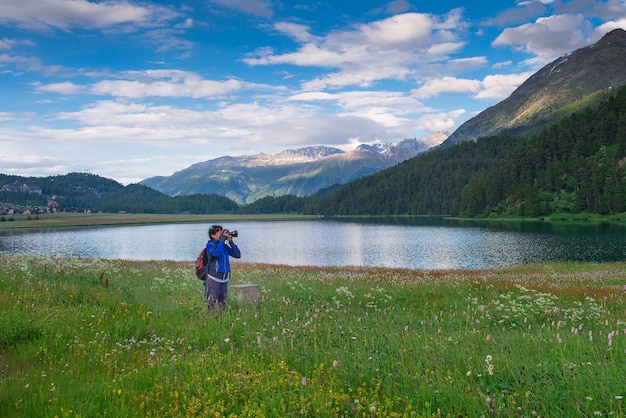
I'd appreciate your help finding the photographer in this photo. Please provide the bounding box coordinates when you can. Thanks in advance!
[205,224,241,312]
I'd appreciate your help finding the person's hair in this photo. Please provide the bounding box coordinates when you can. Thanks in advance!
[208,225,222,236]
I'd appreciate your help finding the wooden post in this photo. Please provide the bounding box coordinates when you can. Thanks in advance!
[230,284,260,306]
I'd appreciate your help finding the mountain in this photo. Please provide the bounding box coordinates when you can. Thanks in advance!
[141,132,447,204]
[441,28,626,147]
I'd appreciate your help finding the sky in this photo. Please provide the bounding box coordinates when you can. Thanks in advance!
[1,1,625,185]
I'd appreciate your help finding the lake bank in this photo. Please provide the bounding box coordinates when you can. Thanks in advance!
[3,211,625,232]
[0,212,319,230]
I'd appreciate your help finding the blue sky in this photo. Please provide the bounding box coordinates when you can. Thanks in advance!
[1,0,625,185]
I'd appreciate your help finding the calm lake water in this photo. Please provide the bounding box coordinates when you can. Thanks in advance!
[1,217,625,270]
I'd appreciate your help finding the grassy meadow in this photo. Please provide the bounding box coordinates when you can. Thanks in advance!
[1,254,626,417]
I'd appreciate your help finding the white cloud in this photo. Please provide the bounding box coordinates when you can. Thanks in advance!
[492,14,589,65]
[289,90,432,129]
[0,0,172,31]
[475,72,534,99]
[411,70,535,102]
[0,52,45,72]
[412,77,481,99]
[33,69,281,99]
[0,112,17,122]
[273,22,316,43]
[0,38,17,49]
[590,0,626,20]
[243,11,470,90]
[34,81,85,94]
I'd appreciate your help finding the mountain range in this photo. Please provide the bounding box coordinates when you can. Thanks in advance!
[141,132,448,204]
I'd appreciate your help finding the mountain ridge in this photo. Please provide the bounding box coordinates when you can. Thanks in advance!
[441,28,626,147]
[141,132,448,204]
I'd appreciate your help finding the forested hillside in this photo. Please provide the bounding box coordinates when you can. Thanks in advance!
[98,184,238,214]
[459,87,626,217]
[0,174,238,214]
[243,84,626,218]
[0,173,123,211]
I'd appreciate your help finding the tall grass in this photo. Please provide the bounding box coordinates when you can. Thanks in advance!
[1,254,625,417]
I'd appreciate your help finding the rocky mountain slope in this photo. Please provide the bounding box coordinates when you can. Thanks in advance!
[141,132,447,204]
[442,28,626,147]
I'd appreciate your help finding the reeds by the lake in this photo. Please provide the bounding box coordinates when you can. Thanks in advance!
[1,254,625,417]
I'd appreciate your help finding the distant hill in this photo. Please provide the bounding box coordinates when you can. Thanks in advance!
[0,172,124,212]
[441,28,626,147]
[141,132,447,204]
[0,173,238,215]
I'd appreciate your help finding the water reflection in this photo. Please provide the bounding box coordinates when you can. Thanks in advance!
[0,218,625,269]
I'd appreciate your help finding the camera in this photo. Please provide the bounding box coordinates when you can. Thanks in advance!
[223,229,238,237]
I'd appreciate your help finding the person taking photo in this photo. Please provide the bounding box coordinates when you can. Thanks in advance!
[205,224,241,312]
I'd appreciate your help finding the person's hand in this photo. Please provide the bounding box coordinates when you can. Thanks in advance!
[219,233,227,242]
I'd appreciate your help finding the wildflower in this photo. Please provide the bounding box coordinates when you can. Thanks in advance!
[485,355,494,375]
[333,360,339,367]
[302,377,307,386]
[224,338,230,343]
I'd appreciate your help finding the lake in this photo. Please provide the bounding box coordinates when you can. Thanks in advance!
[0,217,625,269]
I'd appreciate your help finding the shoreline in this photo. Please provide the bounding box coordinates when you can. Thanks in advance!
[3,211,625,231]
[0,212,319,230]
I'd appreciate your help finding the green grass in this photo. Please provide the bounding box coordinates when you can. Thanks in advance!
[1,255,625,417]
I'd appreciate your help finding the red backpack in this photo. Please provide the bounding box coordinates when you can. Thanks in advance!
[195,248,208,281]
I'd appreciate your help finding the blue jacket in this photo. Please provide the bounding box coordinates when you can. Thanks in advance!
[206,238,241,282]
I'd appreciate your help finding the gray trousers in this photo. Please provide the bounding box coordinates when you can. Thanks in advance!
[206,276,228,311]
